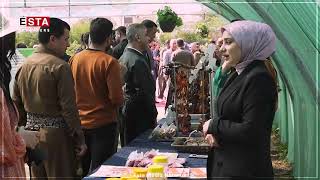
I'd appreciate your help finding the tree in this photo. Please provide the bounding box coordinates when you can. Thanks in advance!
[201,14,227,40]
[176,31,203,44]
[196,23,209,38]
[69,19,90,45]
[159,33,173,44]
[159,14,227,45]
[16,19,90,55]
[16,32,38,48]
[66,41,81,56]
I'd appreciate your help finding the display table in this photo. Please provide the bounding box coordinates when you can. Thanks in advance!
[84,129,207,179]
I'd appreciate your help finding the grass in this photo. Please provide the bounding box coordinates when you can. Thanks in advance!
[18,48,35,58]
[271,128,293,179]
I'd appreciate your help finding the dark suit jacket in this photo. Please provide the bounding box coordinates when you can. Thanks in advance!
[119,47,156,101]
[207,61,277,179]
[119,48,157,142]
[112,39,128,59]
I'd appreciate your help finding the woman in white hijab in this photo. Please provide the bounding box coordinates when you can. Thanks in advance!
[203,20,278,179]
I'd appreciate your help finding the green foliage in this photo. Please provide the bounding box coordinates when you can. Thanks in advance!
[272,128,289,160]
[16,32,38,48]
[159,33,173,44]
[66,41,81,56]
[15,19,89,49]
[16,20,89,56]
[196,23,209,38]
[67,20,90,56]
[159,30,207,45]
[18,48,35,58]
[69,20,90,45]
[158,14,227,45]
[176,31,203,44]
[157,6,183,27]
[202,14,227,40]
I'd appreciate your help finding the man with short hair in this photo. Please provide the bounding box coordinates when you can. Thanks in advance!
[69,18,124,175]
[119,23,157,144]
[172,38,195,66]
[141,20,158,44]
[159,39,177,100]
[112,26,128,59]
[13,17,86,179]
[157,40,170,99]
[141,19,158,82]
[163,39,177,69]
[112,26,128,148]
[191,42,204,65]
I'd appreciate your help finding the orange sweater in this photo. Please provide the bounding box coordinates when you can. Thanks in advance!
[69,49,124,129]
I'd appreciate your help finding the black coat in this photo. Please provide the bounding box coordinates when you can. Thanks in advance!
[112,39,128,59]
[119,48,157,144]
[207,61,277,179]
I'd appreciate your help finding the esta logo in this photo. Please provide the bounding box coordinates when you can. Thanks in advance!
[20,17,50,32]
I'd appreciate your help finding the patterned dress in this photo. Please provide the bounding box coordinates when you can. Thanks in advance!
[0,88,26,179]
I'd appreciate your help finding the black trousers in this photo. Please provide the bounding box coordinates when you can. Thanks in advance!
[82,122,117,176]
[118,107,126,147]
[122,96,157,145]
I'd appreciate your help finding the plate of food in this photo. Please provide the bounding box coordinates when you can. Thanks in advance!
[125,149,186,168]
[171,137,210,154]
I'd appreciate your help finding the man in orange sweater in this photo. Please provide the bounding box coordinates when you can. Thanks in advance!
[69,18,124,175]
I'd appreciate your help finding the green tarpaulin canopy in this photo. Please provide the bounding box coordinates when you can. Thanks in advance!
[199,0,319,178]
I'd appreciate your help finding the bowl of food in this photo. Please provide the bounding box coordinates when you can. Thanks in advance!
[149,123,177,141]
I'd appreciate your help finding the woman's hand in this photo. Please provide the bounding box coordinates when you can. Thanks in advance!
[202,119,212,136]
[18,127,40,149]
[205,134,219,147]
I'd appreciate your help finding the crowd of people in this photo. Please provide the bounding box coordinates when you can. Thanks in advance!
[1,12,278,179]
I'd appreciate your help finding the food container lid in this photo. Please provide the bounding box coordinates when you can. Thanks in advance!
[133,167,148,175]
[153,155,168,163]
[120,176,136,180]
[147,165,164,173]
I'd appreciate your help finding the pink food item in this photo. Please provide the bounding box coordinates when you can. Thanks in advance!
[168,162,184,168]
[168,158,186,168]
[137,158,152,167]
[126,159,135,167]
[126,150,186,168]
[144,150,158,159]
[175,158,186,164]
[133,159,142,167]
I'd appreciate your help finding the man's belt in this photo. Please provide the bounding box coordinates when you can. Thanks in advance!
[25,112,67,131]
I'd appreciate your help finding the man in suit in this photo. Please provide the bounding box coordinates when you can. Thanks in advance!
[119,23,158,144]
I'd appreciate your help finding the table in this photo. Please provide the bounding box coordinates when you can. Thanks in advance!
[84,130,207,179]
